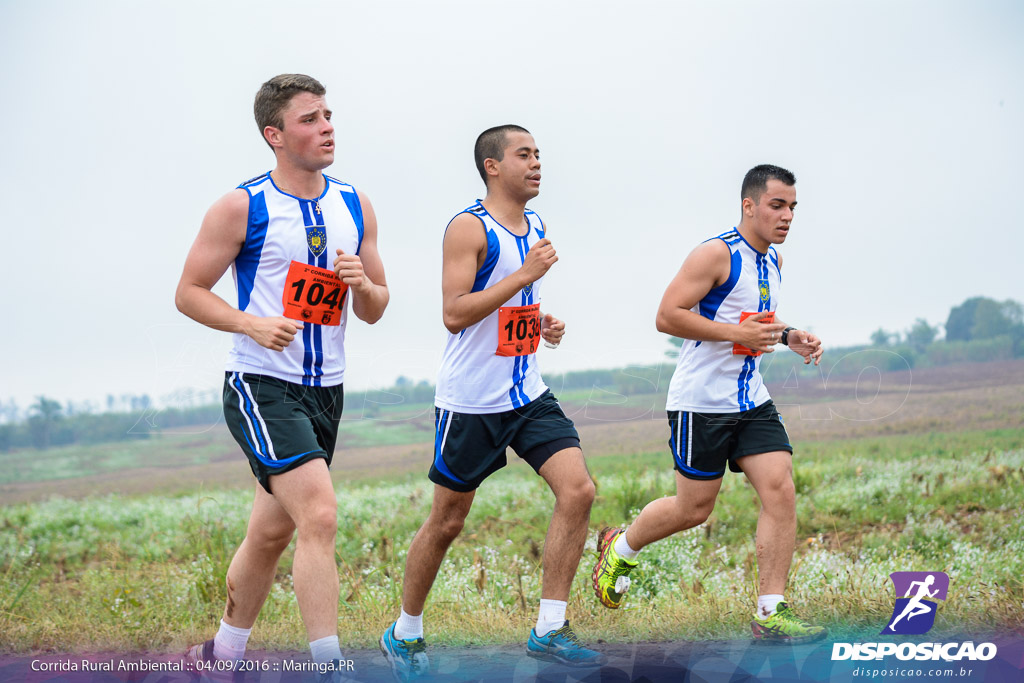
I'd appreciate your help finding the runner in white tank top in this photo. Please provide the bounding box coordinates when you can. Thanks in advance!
[175,74,389,669]
[382,126,606,673]
[591,165,827,645]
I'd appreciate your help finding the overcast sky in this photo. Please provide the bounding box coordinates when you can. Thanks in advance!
[1,0,1021,412]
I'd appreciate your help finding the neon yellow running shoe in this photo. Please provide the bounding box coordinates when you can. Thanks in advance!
[591,527,638,609]
[750,602,827,643]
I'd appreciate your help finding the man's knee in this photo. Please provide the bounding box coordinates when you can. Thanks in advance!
[430,512,466,543]
[298,500,339,541]
[673,496,715,530]
[761,474,796,510]
[249,525,295,554]
[555,475,595,511]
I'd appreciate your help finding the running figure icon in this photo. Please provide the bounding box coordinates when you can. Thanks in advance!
[881,571,949,635]
[888,574,939,631]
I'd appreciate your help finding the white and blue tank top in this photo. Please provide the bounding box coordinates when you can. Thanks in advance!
[666,229,782,413]
[225,172,364,387]
[434,202,549,414]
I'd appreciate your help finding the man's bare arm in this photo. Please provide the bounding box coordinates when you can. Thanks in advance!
[656,240,786,354]
[175,189,303,352]
[441,214,556,334]
[333,189,389,324]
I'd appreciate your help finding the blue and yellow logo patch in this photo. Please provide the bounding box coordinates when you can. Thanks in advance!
[759,279,770,305]
[306,225,327,258]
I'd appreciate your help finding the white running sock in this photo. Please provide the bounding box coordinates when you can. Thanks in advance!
[757,594,785,619]
[394,608,424,640]
[535,599,567,636]
[212,620,250,661]
[309,635,343,664]
[614,531,640,560]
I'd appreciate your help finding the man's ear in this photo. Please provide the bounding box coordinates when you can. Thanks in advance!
[264,126,283,149]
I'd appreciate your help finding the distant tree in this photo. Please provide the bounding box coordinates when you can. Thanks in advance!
[870,328,894,346]
[905,318,939,352]
[414,380,434,403]
[665,335,683,358]
[28,396,63,449]
[0,398,18,425]
[974,299,1022,339]
[946,297,1023,341]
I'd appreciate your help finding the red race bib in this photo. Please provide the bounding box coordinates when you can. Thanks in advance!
[496,303,541,357]
[732,311,775,356]
[282,261,348,326]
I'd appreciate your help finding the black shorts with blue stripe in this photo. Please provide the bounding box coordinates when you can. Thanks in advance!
[668,400,792,481]
[429,390,580,492]
[223,372,344,494]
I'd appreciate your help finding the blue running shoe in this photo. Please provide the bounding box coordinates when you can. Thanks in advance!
[379,622,429,681]
[527,620,607,667]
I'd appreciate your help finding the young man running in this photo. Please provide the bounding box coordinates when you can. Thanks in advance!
[380,125,605,679]
[175,74,388,670]
[591,165,827,643]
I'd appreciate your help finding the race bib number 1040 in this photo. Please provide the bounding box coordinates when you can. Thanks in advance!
[282,261,348,326]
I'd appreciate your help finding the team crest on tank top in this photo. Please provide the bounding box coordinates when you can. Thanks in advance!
[306,225,328,258]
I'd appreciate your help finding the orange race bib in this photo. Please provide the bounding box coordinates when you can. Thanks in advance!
[496,303,542,357]
[282,261,348,326]
[732,311,775,356]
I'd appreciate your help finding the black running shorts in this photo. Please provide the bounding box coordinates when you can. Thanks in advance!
[667,400,792,480]
[223,372,344,493]
[429,390,581,492]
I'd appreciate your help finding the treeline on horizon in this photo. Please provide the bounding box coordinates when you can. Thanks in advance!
[1,296,1020,453]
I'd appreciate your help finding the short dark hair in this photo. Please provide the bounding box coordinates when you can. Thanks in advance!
[254,74,326,148]
[741,164,796,204]
[474,124,531,185]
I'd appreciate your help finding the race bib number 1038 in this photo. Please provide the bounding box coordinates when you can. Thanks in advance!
[496,303,541,357]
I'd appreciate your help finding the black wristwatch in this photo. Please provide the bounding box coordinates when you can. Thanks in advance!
[781,327,797,346]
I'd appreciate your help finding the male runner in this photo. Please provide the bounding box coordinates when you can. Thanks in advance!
[175,74,388,670]
[379,125,605,680]
[592,165,827,642]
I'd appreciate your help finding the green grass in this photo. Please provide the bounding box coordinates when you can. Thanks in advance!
[1,429,1022,652]
[336,414,432,447]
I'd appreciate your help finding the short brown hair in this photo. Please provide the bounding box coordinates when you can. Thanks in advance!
[253,74,326,146]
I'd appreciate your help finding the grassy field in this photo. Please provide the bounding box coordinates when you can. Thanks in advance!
[1,430,1022,652]
[1,360,1022,653]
